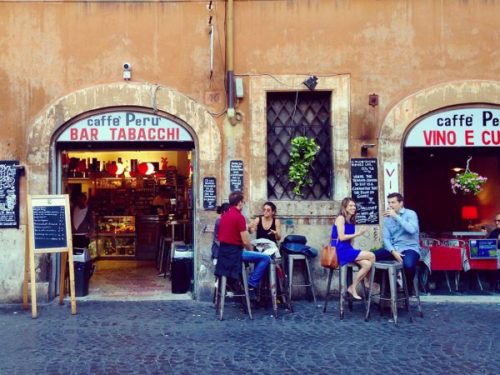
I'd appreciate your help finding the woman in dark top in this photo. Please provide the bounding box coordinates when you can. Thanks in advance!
[249,202,281,243]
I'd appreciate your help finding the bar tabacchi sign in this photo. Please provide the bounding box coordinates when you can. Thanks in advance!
[405,107,500,147]
[59,111,193,142]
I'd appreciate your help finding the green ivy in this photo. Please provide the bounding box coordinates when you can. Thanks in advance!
[288,136,320,196]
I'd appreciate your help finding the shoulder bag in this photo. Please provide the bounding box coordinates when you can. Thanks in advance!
[320,244,339,269]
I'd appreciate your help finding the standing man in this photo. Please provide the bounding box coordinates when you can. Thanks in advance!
[373,192,420,287]
[487,213,500,241]
[215,192,253,285]
[71,192,94,248]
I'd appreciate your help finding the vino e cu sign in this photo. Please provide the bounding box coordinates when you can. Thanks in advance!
[351,158,379,225]
[25,195,76,318]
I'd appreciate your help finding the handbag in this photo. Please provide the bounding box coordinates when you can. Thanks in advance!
[320,244,339,269]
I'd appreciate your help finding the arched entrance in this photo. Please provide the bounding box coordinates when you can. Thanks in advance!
[379,80,500,293]
[26,82,222,300]
[378,79,500,210]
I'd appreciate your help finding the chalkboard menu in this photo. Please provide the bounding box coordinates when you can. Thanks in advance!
[351,158,379,225]
[0,160,20,228]
[203,177,217,210]
[28,195,71,252]
[229,160,244,192]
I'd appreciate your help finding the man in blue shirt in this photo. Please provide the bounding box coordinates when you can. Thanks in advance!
[373,192,420,289]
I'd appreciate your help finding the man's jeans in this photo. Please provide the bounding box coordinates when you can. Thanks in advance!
[373,248,420,287]
[242,250,271,288]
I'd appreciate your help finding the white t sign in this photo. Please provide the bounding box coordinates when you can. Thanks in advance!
[58,111,193,142]
[405,108,499,147]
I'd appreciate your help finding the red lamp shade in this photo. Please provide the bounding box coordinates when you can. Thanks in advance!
[137,162,149,175]
[461,206,478,220]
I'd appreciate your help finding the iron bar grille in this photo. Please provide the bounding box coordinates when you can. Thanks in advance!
[266,91,332,200]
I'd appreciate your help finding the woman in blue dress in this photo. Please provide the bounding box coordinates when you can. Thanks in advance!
[331,197,375,300]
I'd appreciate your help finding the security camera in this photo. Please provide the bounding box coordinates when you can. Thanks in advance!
[123,62,132,70]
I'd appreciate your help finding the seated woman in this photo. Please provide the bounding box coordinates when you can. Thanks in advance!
[249,201,281,243]
[332,197,375,300]
[243,202,282,289]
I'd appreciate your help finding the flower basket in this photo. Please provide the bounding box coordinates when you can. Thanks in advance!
[450,158,487,195]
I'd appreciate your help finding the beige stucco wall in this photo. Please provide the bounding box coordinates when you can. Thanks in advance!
[0,0,498,301]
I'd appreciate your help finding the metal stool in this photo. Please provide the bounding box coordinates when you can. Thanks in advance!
[323,262,368,319]
[287,253,317,304]
[365,260,413,325]
[258,258,293,317]
[411,272,424,318]
[214,262,253,320]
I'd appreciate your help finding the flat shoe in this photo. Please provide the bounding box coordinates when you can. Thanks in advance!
[347,287,362,300]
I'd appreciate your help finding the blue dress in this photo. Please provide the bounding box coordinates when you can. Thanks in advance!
[330,223,361,266]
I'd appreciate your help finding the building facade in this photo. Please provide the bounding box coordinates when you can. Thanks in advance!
[0,0,498,302]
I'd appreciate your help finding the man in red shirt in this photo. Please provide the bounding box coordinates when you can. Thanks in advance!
[215,192,253,283]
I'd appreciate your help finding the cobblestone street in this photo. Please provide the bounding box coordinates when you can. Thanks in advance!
[0,299,498,375]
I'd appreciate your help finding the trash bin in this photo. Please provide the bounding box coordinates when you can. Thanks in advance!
[73,247,93,297]
[171,244,193,294]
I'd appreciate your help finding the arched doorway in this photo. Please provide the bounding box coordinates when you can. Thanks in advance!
[26,83,222,300]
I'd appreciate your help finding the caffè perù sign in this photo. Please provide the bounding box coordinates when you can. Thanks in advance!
[405,107,499,147]
[58,111,193,142]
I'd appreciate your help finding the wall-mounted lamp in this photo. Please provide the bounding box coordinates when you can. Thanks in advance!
[303,76,318,91]
[361,143,376,157]
[368,93,379,107]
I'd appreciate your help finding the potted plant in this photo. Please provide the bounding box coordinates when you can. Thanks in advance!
[288,136,320,196]
[450,157,487,195]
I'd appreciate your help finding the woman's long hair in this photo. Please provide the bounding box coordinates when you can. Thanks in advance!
[338,197,357,224]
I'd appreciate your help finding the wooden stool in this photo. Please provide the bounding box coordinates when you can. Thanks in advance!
[365,260,413,326]
[323,262,368,319]
[214,262,253,320]
[287,253,317,304]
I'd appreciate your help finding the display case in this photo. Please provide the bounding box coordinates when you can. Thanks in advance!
[96,216,136,257]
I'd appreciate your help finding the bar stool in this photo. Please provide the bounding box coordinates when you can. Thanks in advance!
[287,253,317,304]
[214,262,253,320]
[258,258,293,317]
[365,260,413,326]
[323,262,368,319]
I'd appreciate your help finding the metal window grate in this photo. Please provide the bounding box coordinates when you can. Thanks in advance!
[267,91,332,200]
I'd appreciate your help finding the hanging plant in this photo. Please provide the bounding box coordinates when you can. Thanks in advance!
[288,136,320,196]
[450,157,487,195]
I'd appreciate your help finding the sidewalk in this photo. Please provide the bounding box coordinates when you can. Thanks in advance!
[1,299,498,375]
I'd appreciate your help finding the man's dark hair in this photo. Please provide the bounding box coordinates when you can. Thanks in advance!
[228,191,244,206]
[387,192,404,202]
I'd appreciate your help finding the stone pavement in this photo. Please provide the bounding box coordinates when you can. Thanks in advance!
[0,298,498,375]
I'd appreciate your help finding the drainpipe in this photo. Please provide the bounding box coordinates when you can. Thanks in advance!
[226,0,237,125]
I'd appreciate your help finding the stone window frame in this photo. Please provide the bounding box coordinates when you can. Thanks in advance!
[248,74,351,218]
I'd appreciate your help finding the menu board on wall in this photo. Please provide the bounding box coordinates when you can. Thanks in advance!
[203,177,217,210]
[351,158,379,225]
[28,195,70,251]
[0,160,20,229]
[229,160,244,192]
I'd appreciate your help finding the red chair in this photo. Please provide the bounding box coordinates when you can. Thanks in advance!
[463,241,498,290]
[429,239,464,292]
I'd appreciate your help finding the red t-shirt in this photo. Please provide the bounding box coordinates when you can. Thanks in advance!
[217,206,247,245]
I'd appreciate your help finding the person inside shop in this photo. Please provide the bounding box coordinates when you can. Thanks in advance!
[215,191,253,292]
[487,213,500,244]
[211,203,230,266]
[248,201,282,243]
[151,188,169,215]
[71,192,94,248]
[373,192,421,293]
[331,197,375,300]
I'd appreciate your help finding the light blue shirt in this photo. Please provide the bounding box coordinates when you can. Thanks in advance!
[383,207,420,254]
